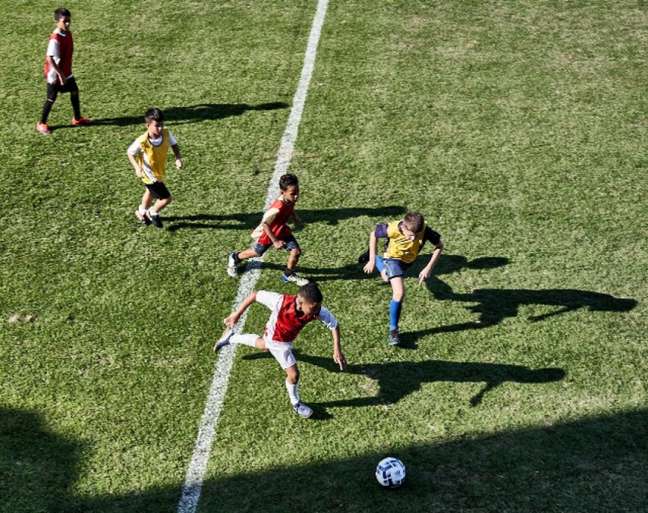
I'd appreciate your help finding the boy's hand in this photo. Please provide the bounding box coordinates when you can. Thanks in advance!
[57,72,65,85]
[224,312,240,328]
[418,268,431,285]
[135,166,144,178]
[363,260,375,274]
[333,350,347,371]
[273,240,286,249]
[175,158,183,169]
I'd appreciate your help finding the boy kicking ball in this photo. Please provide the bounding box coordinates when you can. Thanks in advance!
[127,107,183,228]
[362,212,444,346]
[214,282,346,418]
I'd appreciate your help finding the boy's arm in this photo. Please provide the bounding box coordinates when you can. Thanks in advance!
[127,151,143,178]
[418,240,444,285]
[290,211,303,227]
[46,55,65,85]
[171,144,183,169]
[362,228,379,273]
[319,307,346,370]
[262,222,285,249]
[330,326,346,370]
[224,291,257,328]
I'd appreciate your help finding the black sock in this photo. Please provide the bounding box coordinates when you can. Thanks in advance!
[71,92,81,119]
[284,268,294,276]
[41,99,54,124]
[233,252,241,264]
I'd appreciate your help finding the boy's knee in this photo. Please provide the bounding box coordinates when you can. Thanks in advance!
[392,289,405,302]
[291,247,301,257]
[286,367,300,383]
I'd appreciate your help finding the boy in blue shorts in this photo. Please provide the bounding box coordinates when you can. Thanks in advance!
[362,212,444,345]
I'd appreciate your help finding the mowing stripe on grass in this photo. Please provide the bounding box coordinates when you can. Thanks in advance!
[176,1,329,512]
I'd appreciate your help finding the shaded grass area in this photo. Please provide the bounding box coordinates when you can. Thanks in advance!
[1,1,647,512]
[2,406,647,512]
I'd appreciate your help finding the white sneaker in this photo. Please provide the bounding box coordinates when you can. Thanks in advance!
[292,402,313,418]
[213,329,234,352]
[227,252,238,278]
[281,273,309,287]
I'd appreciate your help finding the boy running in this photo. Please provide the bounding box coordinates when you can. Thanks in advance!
[214,282,346,418]
[127,107,183,228]
[362,212,444,346]
[227,173,308,286]
[36,7,91,135]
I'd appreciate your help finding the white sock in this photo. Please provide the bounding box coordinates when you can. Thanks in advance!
[285,379,300,406]
[148,207,159,216]
[231,334,258,347]
[138,205,147,215]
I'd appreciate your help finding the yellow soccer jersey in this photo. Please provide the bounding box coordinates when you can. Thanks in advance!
[128,128,174,184]
[380,221,441,264]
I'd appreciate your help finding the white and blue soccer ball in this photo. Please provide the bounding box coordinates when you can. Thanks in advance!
[375,456,406,488]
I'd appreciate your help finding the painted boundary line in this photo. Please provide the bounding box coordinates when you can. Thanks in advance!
[176,1,329,512]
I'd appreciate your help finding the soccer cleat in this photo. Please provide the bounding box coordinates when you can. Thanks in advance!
[281,273,309,287]
[388,329,400,346]
[36,122,51,135]
[71,116,91,126]
[213,329,234,352]
[292,402,313,419]
[135,209,151,225]
[147,211,163,228]
[227,252,238,278]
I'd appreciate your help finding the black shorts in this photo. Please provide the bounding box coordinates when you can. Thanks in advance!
[145,181,171,200]
[46,77,79,100]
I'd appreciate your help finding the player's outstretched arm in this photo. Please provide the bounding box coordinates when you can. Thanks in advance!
[331,326,346,371]
[224,291,257,328]
[418,241,444,285]
[363,230,378,274]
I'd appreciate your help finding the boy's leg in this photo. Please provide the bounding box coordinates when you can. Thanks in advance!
[227,245,263,277]
[145,182,171,228]
[37,83,59,133]
[68,78,81,120]
[213,332,264,352]
[282,239,308,286]
[388,275,405,346]
[136,188,153,224]
[285,364,312,418]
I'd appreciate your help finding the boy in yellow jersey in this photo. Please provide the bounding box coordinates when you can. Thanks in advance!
[362,212,443,345]
[127,107,183,228]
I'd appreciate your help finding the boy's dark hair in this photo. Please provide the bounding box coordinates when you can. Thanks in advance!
[279,173,299,191]
[297,282,323,304]
[144,107,164,124]
[403,212,425,233]
[54,7,71,20]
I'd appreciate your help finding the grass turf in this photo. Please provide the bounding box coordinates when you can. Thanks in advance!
[1,1,647,512]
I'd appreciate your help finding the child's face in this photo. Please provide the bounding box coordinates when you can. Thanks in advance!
[296,296,320,317]
[281,185,299,204]
[56,15,71,31]
[400,224,417,241]
[147,120,164,139]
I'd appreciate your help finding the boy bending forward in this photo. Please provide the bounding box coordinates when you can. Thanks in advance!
[362,212,443,346]
[214,282,346,418]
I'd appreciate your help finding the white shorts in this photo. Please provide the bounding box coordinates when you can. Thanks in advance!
[264,337,296,369]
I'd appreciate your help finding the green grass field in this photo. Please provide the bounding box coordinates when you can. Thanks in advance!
[1,1,647,512]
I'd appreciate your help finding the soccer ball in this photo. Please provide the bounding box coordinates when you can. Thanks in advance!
[375,457,406,488]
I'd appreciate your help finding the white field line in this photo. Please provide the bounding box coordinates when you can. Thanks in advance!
[176,1,329,512]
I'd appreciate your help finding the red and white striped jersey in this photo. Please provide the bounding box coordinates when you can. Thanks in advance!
[44,29,74,84]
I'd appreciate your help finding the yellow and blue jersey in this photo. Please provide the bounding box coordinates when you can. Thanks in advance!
[376,221,441,264]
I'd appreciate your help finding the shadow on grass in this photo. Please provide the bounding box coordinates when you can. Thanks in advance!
[49,102,288,130]
[165,205,406,232]
[243,352,565,408]
[5,406,647,512]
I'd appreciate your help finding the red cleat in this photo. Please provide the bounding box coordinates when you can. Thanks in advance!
[36,122,51,135]
[71,117,91,126]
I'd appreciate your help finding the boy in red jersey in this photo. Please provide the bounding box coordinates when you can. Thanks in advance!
[214,282,346,418]
[227,173,308,286]
[36,7,91,135]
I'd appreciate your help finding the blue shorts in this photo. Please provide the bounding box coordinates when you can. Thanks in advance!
[376,256,411,280]
[252,235,300,256]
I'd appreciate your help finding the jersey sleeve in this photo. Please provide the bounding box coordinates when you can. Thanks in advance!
[317,307,338,330]
[47,38,60,59]
[424,227,442,246]
[167,131,177,146]
[256,290,282,310]
[374,223,389,239]
[127,139,142,156]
